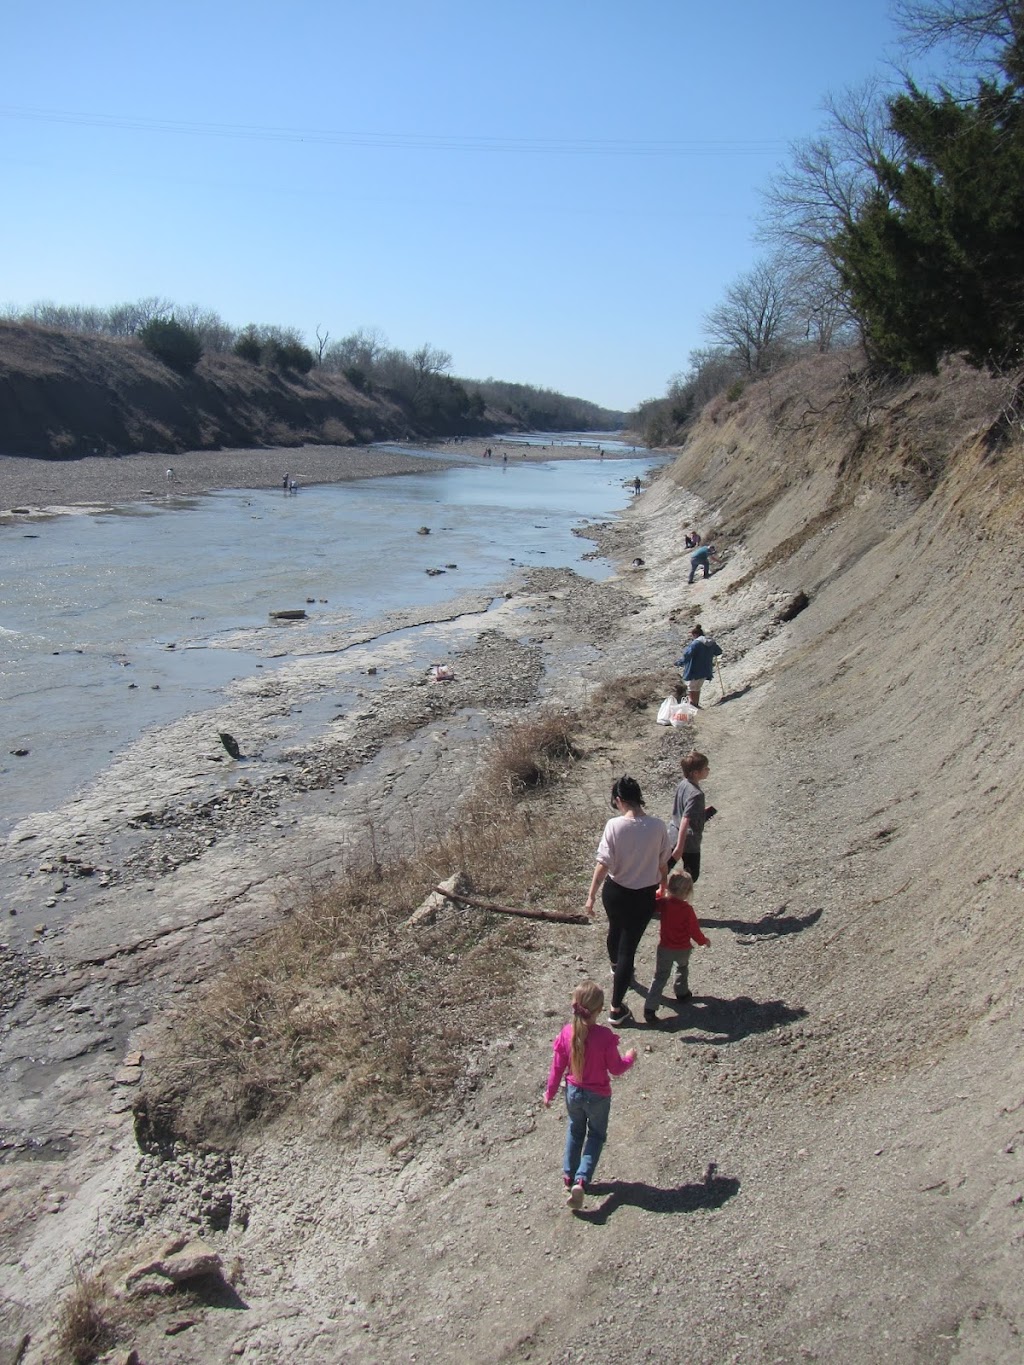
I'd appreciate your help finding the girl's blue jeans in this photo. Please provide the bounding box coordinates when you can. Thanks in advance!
[564,1083,611,1187]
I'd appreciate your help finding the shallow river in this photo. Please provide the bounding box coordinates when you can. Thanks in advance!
[0,437,657,836]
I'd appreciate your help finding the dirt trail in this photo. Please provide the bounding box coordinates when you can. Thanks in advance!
[3,362,1023,1362]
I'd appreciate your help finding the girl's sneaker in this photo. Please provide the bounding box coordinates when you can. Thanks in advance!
[568,1182,586,1211]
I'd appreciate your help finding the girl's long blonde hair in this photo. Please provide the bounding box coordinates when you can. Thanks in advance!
[570,979,605,1081]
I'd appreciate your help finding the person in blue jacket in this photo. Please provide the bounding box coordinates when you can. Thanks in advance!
[688,543,718,583]
[676,625,723,708]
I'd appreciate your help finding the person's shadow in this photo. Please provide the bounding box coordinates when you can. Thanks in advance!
[702,905,823,938]
[714,683,753,705]
[643,993,808,1042]
[578,1164,739,1224]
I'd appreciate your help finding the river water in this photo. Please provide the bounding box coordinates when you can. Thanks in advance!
[1,437,658,837]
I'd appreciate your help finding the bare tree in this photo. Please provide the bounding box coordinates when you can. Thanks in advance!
[703,258,799,374]
[322,326,388,373]
[105,296,174,337]
[893,0,1019,65]
[760,81,901,258]
[173,303,235,352]
[315,325,330,364]
[411,343,453,382]
[25,301,106,333]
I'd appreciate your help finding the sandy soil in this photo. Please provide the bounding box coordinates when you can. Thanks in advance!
[1,384,1022,1363]
[0,438,639,517]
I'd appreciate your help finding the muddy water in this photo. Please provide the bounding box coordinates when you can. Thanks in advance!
[0,450,657,835]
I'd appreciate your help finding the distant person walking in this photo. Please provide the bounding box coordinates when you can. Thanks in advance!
[676,624,723,708]
[644,870,710,1023]
[165,467,174,485]
[585,776,671,1026]
[544,979,636,1209]
[688,543,718,584]
[667,751,716,883]
[633,476,642,495]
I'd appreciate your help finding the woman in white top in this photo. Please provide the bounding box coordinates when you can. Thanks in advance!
[585,776,671,1025]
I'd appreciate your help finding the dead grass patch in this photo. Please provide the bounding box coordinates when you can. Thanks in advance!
[55,1265,120,1364]
[586,672,679,735]
[138,713,598,1149]
[483,707,581,795]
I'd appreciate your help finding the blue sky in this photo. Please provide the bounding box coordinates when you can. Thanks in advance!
[1,0,905,410]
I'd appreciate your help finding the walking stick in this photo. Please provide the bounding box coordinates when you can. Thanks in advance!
[716,658,727,702]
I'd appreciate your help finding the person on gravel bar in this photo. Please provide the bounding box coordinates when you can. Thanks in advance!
[585,776,671,1026]
[543,979,636,1210]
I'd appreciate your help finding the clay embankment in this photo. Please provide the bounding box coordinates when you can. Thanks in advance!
[3,351,1023,1362]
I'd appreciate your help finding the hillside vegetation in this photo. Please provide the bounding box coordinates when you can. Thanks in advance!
[0,320,624,458]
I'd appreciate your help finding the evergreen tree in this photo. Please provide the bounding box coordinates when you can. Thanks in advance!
[835,19,1024,372]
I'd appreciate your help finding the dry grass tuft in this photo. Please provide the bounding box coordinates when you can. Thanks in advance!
[586,673,678,734]
[55,1265,119,1364]
[138,711,599,1148]
[483,708,581,795]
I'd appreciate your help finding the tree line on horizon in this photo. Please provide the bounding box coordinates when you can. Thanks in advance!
[0,299,625,436]
[636,0,1024,447]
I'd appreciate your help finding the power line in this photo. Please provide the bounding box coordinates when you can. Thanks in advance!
[0,104,787,158]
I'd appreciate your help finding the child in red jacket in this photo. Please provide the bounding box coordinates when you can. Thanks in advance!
[645,870,710,1024]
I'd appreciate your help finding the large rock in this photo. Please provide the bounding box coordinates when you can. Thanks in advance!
[403,870,472,928]
[124,1236,224,1295]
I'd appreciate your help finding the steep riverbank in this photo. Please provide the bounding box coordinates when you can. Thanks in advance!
[2,353,1022,1363]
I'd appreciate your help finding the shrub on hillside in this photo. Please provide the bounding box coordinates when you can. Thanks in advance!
[233,329,262,363]
[139,317,202,373]
[268,339,315,374]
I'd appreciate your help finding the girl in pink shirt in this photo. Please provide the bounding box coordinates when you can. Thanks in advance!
[544,980,636,1209]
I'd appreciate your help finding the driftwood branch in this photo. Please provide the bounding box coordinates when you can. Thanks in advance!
[434,887,590,925]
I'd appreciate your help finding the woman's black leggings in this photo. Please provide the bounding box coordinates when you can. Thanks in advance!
[602,877,658,1010]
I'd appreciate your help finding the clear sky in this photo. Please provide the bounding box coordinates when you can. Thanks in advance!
[1,0,905,411]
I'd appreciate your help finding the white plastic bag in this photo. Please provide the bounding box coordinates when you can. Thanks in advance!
[670,701,698,726]
[656,695,676,725]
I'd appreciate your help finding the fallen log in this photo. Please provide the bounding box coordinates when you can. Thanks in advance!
[434,887,590,925]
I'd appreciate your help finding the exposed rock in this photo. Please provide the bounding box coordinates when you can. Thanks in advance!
[218,732,242,760]
[124,1236,224,1294]
[775,590,810,623]
[404,870,473,928]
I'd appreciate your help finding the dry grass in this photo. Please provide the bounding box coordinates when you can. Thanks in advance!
[483,707,581,795]
[585,672,679,734]
[138,712,598,1149]
[54,1266,119,1364]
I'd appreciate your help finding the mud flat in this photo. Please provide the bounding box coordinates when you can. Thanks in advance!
[0,436,640,519]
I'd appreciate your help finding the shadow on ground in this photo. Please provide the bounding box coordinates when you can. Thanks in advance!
[702,906,823,938]
[714,684,753,705]
[632,991,808,1042]
[578,1169,740,1225]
